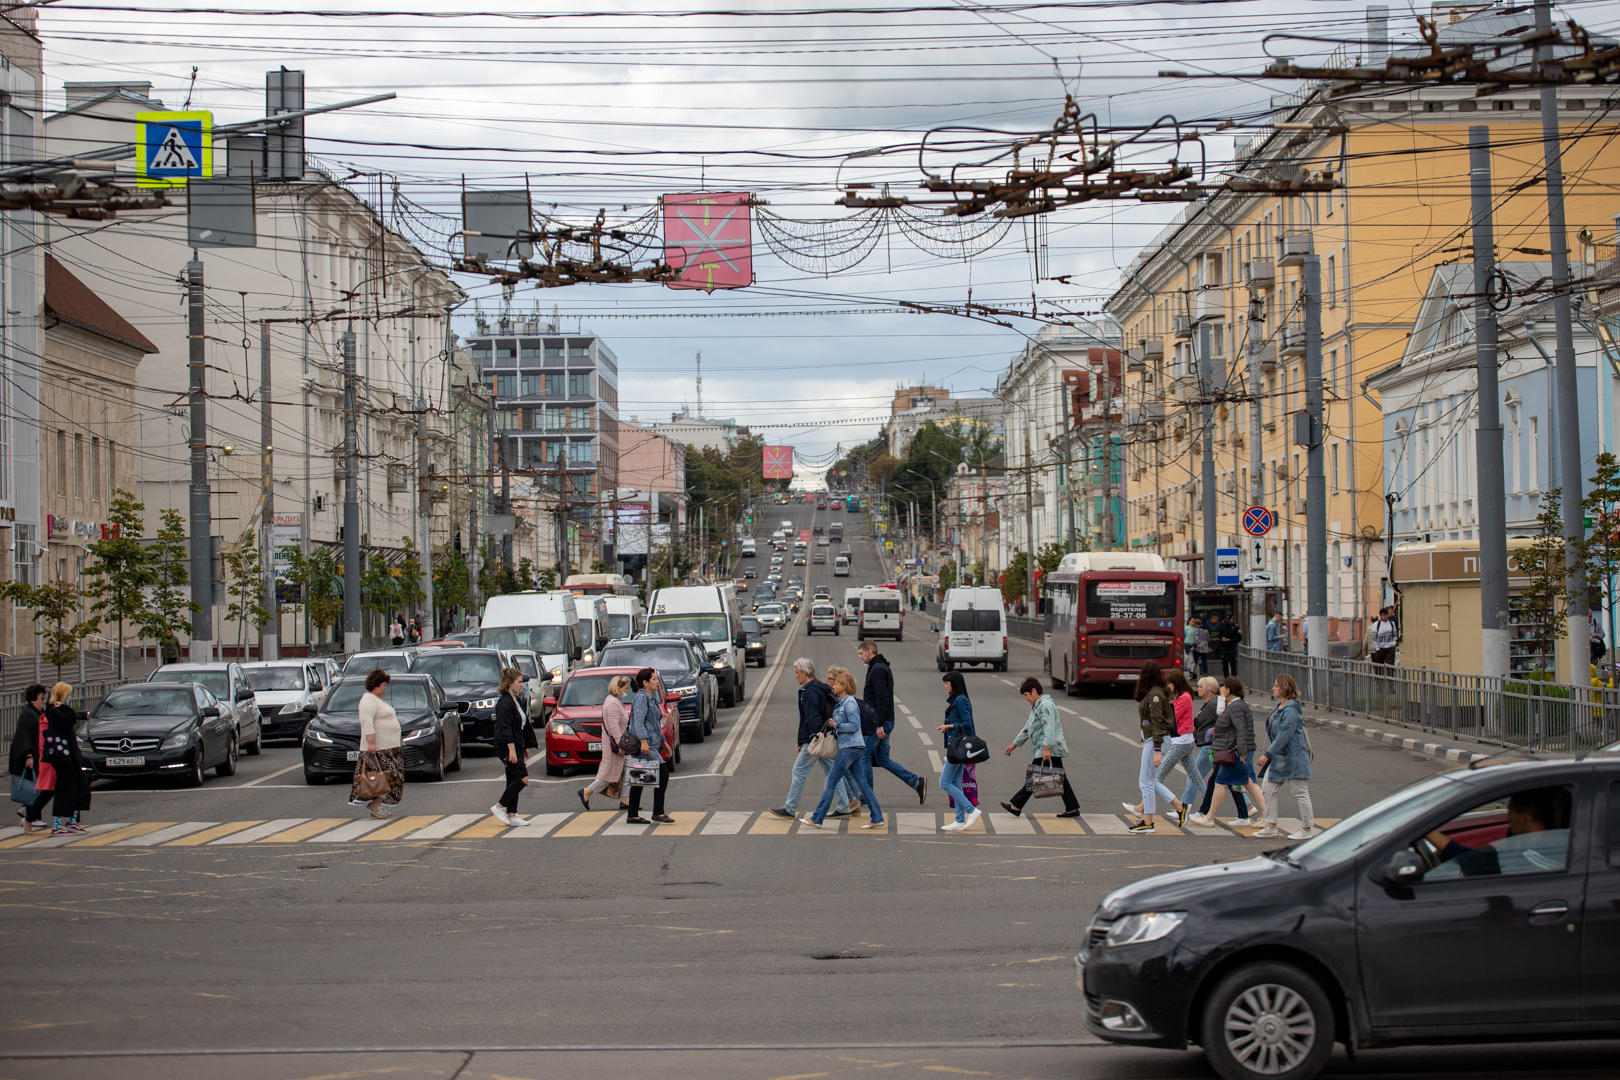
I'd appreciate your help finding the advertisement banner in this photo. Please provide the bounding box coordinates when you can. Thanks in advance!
[663,192,752,291]
[761,445,793,480]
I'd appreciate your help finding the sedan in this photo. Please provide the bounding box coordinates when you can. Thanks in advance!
[734,577,749,592]
[755,603,787,630]
[82,683,239,787]
[342,650,417,676]
[542,666,680,777]
[742,565,758,579]
[241,660,331,743]
[301,675,464,783]
[147,662,262,755]
[410,648,517,747]
[740,615,768,667]
[596,637,718,741]
[813,553,826,564]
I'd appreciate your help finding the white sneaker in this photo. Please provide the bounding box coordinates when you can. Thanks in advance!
[1251,826,1281,838]
[1286,827,1318,840]
[490,804,513,825]
[1225,817,1254,828]
[964,807,982,829]
[1187,813,1214,827]
[508,815,532,827]
[1121,801,1143,817]
[941,820,967,832]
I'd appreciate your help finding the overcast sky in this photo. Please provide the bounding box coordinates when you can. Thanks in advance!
[35,0,1616,478]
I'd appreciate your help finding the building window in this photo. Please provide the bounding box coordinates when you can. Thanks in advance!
[545,340,565,359]
[56,430,66,494]
[568,442,594,464]
[495,374,517,398]
[495,409,521,430]
[520,339,542,359]
[544,408,566,430]
[495,340,517,359]
[545,373,564,397]
[568,340,591,358]
[91,438,101,502]
[1327,255,1337,306]
[13,523,36,588]
[568,372,591,396]
[520,374,545,396]
[1331,443,1341,491]
[1529,417,1538,491]
[75,435,84,500]
[108,441,116,493]
[569,407,593,430]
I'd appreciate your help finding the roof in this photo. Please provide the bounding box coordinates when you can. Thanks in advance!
[45,255,158,354]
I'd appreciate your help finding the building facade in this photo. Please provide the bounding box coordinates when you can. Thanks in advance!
[883,385,1000,458]
[649,413,746,453]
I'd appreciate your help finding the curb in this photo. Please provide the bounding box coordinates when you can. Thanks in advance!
[1305,715,1493,765]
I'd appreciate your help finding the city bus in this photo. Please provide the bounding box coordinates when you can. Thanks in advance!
[845,495,859,513]
[1040,552,1184,691]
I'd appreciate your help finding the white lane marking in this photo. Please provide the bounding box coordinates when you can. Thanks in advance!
[209,818,309,844]
[716,616,803,777]
[1080,716,1106,729]
[115,821,217,846]
[927,749,943,772]
[916,730,932,745]
[501,812,573,838]
[897,813,934,834]
[404,813,483,839]
[1109,732,1139,746]
[28,823,130,848]
[1056,705,1078,716]
[907,715,923,729]
[309,819,387,843]
[233,762,304,788]
[1083,814,1131,835]
[996,677,1017,687]
[603,818,650,836]
[702,811,752,835]
[0,826,23,842]
[986,812,1035,834]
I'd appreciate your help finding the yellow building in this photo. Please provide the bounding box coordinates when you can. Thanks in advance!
[1106,16,1620,655]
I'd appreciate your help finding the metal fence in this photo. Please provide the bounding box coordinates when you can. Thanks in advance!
[0,679,123,748]
[1239,647,1620,754]
[1007,615,1043,644]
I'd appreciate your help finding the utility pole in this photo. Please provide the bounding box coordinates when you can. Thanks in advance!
[1059,375,1076,553]
[1199,321,1218,588]
[1471,127,1512,679]
[1023,414,1035,613]
[1247,290,1267,651]
[342,327,361,653]
[417,393,434,625]
[259,324,277,661]
[1536,0,1587,678]
[1101,358,1115,550]
[1304,253,1328,660]
[186,260,213,664]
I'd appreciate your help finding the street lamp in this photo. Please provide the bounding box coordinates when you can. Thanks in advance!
[985,387,1039,614]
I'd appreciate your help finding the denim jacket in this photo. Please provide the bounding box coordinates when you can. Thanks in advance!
[1262,698,1311,781]
[1012,694,1066,758]
[628,688,664,750]
[942,693,976,747]
[831,694,865,749]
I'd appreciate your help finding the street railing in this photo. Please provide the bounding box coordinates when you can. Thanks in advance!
[1006,615,1043,643]
[0,679,123,745]
[1239,647,1620,754]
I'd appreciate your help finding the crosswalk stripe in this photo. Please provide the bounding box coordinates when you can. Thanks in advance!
[500,812,571,838]
[896,813,933,834]
[1082,814,1130,835]
[798,817,842,834]
[210,819,309,845]
[701,811,751,835]
[309,820,388,843]
[958,813,987,834]
[407,814,484,839]
[69,822,178,847]
[654,811,707,836]
[986,812,1034,834]
[359,815,439,841]
[850,818,889,834]
[116,821,217,846]
[259,819,348,843]
[748,812,794,835]
[454,812,520,839]
[0,826,24,842]
[14,823,131,849]
[165,821,266,846]
[603,818,650,836]
[1040,814,1087,835]
[549,810,615,838]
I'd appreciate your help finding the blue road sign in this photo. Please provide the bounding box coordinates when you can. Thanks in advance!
[137,111,212,188]
[1216,548,1241,586]
[1242,505,1274,537]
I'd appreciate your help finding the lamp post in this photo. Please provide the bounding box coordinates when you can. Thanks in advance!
[986,388,1038,614]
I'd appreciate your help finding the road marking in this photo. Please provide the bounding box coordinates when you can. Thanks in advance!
[499,812,572,838]
[1042,815,1088,835]
[309,819,387,843]
[234,762,304,788]
[1080,716,1106,729]
[715,614,802,776]
[1082,814,1130,835]
[405,814,485,839]
[603,818,650,836]
[702,811,751,835]
[358,815,440,841]
[259,818,349,843]
[115,821,218,846]
[797,817,842,834]
[748,812,794,835]
[456,813,524,839]
[653,811,708,836]
[896,813,934,834]
[17,822,131,848]
[1108,732,1138,746]
[165,820,266,846]
[549,810,616,838]
[916,731,931,745]
[957,814,987,834]
[986,812,1035,834]
[927,749,942,772]
[210,818,310,845]
[906,715,923,729]
[65,822,177,847]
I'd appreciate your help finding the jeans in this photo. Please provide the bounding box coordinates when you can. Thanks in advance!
[938,761,975,823]
[1008,754,1079,813]
[1195,651,1209,676]
[627,760,670,818]
[1137,739,1179,815]
[1156,740,1205,809]
[871,721,920,789]
[1261,776,1314,829]
[498,756,528,813]
[1182,745,1215,806]
[810,745,882,824]
[785,746,850,814]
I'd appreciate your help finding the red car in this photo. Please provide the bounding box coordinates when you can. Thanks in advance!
[733,577,749,592]
[543,666,681,777]
[416,639,467,649]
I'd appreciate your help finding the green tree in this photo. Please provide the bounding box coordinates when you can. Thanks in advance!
[0,576,97,678]
[1511,488,1566,678]
[395,538,427,613]
[222,528,271,651]
[1037,541,1067,577]
[937,561,957,591]
[139,507,198,649]
[285,545,341,644]
[1575,453,1620,684]
[81,488,152,680]
[361,552,402,625]
[433,546,470,619]
[535,566,558,591]
[1001,550,1030,606]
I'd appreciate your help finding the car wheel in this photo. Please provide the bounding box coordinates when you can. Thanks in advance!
[181,752,205,788]
[304,770,325,785]
[685,721,705,743]
[720,683,735,709]
[448,742,462,772]
[1200,962,1334,1080]
[544,760,566,776]
[673,740,682,767]
[428,739,446,781]
[214,736,238,778]
[244,732,262,755]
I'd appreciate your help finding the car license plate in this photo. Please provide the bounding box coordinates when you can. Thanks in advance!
[104,755,145,767]
[587,742,602,751]
[1117,674,1138,681]
[346,750,360,761]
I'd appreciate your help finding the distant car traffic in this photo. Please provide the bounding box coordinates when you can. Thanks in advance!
[806,603,840,635]
[342,650,417,676]
[754,603,787,630]
[740,615,768,667]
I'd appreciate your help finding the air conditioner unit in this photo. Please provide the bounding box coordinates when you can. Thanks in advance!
[1126,350,1147,372]
[1278,233,1313,267]
[1141,402,1165,422]
[1279,326,1307,358]
[1193,291,1224,323]
[1245,259,1276,287]
[1295,499,1308,514]
[1173,315,1193,340]
[1223,477,1237,492]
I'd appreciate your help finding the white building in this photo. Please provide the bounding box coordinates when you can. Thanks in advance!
[650,413,746,453]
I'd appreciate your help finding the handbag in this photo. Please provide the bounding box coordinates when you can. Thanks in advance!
[616,726,639,756]
[10,768,37,806]
[1026,761,1066,799]
[946,735,989,765]
[353,753,391,800]
[603,781,621,800]
[1212,747,1238,766]
[807,730,839,760]
[624,754,662,787]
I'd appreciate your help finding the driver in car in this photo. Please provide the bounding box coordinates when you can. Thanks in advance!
[1421,786,1569,878]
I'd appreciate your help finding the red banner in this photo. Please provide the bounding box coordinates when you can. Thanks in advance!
[663,192,752,291]
[762,445,793,480]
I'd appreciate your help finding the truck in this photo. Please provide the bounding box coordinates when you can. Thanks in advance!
[828,521,843,542]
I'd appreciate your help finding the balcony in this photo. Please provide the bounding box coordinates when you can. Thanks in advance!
[1245,259,1276,287]
[1173,315,1193,340]
[386,464,409,493]
[1279,326,1307,358]
[1278,233,1313,267]
[1192,290,1224,323]
[1172,377,1201,405]
[1249,344,1277,372]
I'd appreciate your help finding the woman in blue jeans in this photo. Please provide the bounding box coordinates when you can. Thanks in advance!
[936,670,980,832]
[801,668,884,829]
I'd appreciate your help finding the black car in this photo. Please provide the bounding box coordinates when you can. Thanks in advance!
[81,683,239,787]
[301,674,466,783]
[597,635,719,741]
[1077,756,1620,1080]
[740,615,768,667]
[408,648,515,747]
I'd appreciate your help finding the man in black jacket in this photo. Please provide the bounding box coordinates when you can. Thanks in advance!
[768,657,852,819]
[857,641,927,804]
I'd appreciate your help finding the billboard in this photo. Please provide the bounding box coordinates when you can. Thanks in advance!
[762,445,793,480]
[663,192,752,291]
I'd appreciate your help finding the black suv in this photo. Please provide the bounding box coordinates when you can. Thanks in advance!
[597,635,718,741]
[408,648,516,746]
[1078,755,1620,1080]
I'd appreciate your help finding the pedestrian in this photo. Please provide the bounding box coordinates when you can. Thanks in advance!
[408,617,421,645]
[9,684,51,834]
[1128,668,1201,824]
[1127,661,1178,834]
[933,670,981,832]
[1370,607,1399,666]
[1592,622,1606,667]
[857,640,926,803]
[800,668,884,830]
[162,632,181,666]
[1254,674,1316,839]
[1203,676,1267,828]
[1266,613,1285,652]
[354,668,404,819]
[1001,676,1080,817]
[40,683,90,835]
[1184,676,1224,826]
[768,658,853,820]
[579,675,632,811]
[1218,617,1243,678]
[625,667,674,825]
[389,617,405,648]
[1184,615,1199,669]
[491,666,536,826]
[1192,618,1211,676]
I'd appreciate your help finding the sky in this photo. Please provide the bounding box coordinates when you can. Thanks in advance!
[32,0,1619,479]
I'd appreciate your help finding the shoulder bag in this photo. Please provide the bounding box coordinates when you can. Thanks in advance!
[616,726,640,756]
[10,767,37,806]
[946,734,989,765]
[1026,761,1065,799]
[353,753,391,800]
[807,730,839,760]
[1212,747,1238,766]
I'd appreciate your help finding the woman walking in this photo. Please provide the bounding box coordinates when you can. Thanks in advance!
[1192,619,1211,676]
[1001,677,1080,818]
[1183,677,1223,826]
[41,684,90,835]
[1128,662,1179,834]
[934,670,979,832]
[579,675,632,811]
[10,684,51,834]
[1127,668,1199,824]
[355,669,404,819]
[1254,674,1316,839]
[801,668,884,830]
[1203,676,1267,828]
[625,668,674,826]
[491,667,536,826]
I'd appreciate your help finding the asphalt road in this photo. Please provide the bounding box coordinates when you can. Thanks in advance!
[3,499,1607,1079]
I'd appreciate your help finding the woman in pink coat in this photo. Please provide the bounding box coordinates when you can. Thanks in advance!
[578,675,631,811]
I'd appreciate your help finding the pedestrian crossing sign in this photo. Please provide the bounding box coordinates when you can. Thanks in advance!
[136,111,211,188]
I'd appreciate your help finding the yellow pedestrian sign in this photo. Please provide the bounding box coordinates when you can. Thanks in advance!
[136,111,211,188]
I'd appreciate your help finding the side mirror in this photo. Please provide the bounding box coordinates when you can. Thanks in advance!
[734,632,747,647]
[572,645,584,661]
[1383,850,1426,886]
[303,703,319,715]
[543,697,557,708]
[201,706,220,718]
[931,622,939,633]
[665,692,681,703]
[237,689,255,702]
[761,628,770,635]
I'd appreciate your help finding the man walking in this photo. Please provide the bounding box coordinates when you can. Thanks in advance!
[1218,616,1243,678]
[857,640,928,804]
[768,658,853,819]
[1370,607,1399,666]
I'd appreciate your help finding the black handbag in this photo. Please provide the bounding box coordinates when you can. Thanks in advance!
[946,735,989,765]
[616,726,640,756]
[1026,762,1065,799]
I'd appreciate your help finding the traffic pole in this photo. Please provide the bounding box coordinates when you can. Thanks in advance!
[186,259,213,663]
[342,327,360,654]
[1303,253,1327,660]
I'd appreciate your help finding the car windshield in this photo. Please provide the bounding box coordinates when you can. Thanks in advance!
[757,604,784,615]
[345,653,410,675]
[413,653,504,689]
[244,666,305,691]
[601,644,694,674]
[812,606,836,617]
[512,656,539,678]
[645,614,728,642]
[161,669,229,696]
[96,687,195,717]
[480,625,570,654]
[1291,774,1463,868]
[607,615,633,639]
[324,681,430,714]
[559,674,624,707]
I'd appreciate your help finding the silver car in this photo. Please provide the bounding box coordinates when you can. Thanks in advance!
[755,603,787,630]
[807,603,840,636]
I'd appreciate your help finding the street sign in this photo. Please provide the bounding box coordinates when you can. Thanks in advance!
[663,192,752,291]
[136,111,211,188]
[1242,570,1276,587]
[1242,505,1274,536]
[1250,539,1265,569]
[1215,548,1241,585]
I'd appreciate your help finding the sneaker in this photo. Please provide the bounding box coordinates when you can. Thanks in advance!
[1121,801,1141,817]
[941,820,967,832]
[1188,813,1215,827]
[1287,827,1318,840]
[1126,821,1155,834]
[999,800,1021,818]
[847,800,862,815]
[798,816,822,829]
[860,820,885,829]
[1251,826,1281,838]
[767,807,794,818]
[508,814,532,827]
[964,808,982,829]
[489,804,513,825]
[1175,806,1188,828]
[915,777,929,804]
[1225,818,1252,828]
[50,826,72,836]
[64,822,88,834]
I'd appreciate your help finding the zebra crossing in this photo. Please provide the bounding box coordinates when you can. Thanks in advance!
[0,811,1336,849]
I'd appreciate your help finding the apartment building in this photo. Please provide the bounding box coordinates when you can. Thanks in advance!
[883,385,1000,458]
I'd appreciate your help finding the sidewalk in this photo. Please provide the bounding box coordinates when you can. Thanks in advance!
[1300,711,1494,766]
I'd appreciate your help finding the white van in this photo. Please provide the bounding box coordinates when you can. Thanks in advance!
[741,538,757,558]
[479,591,586,693]
[843,587,863,624]
[574,595,609,656]
[646,583,748,707]
[833,555,850,577]
[935,586,1008,672]
[602,595,644,641]
[857,587,904,642]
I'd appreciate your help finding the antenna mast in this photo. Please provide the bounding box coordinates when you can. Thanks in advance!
[695,350,703,418]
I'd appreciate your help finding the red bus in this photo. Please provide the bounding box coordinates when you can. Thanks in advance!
[1041,553,1184,691]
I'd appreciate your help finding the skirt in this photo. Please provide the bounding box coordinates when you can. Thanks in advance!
[1213,756,1254,786]
[351,746,405,805]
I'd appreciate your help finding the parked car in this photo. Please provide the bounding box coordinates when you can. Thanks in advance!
[341,650,417,676]
[301,674,465,784]
[740,615,768,667]
[541,665,680,776]
[445,631,481,646]
[409,648,518,747]
[596,636,719,741]
[240,659,332,744]
[146,662,262,755]
[806,603,840,635]
[82,682,240,786]
[1077,756,1620,1080]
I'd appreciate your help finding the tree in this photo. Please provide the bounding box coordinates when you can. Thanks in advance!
[221,529,271,650]
[19,579,97,677]
[361,552,402,625]
[285,545,341,644]
[81,488,152,680]
[1001,550,1030,608]
[1575,453,1620,683]
[938,561,957,591]
[433,546,470,619]
[1037,541,1067,576]
[1511,488,1566,678]
[535,566,558,591]
[395,537,427,614]
[139,507,199,650]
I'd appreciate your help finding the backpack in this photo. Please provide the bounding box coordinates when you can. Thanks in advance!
[818,685,835,723]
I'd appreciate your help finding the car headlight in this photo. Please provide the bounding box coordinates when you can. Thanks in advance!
[711,659,727,669]
[305,728,333,744]
[471,697,499,710]
[1104,911,1187,947]
[676,685,698,696]
[280,702,308,715]
[77,736,93,751]
[550,667,565,681]
[402,726,437,742]
[160,732,192,749]
[548,720,575,736]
